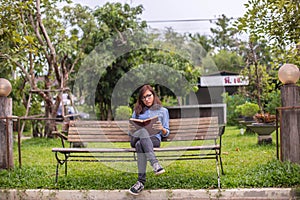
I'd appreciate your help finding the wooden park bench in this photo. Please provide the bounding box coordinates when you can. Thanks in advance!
[52,116,225,188]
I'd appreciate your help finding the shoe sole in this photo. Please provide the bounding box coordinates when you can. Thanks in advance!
[155,168,165,175]
[128,189,140,196]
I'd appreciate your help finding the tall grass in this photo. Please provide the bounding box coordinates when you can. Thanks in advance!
[0,126,299,190]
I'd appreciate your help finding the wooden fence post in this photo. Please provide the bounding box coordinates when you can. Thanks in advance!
[280,84,300,164]
[0,96,14,169]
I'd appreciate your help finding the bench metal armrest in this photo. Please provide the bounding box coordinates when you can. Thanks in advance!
[52,131,68,148]
[218,124,226,136]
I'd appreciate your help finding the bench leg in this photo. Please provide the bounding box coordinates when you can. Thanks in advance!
[218,131,225,175]
[215,152,221,189]
[65,161,68,176]
[55,163,59,183]
[54,152,69,183]
[54,160,68,183]
[219,154,225,175]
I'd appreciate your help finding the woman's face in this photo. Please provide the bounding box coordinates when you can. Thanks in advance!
[141,89,154,107]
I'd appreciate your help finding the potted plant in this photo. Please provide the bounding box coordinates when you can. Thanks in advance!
[253,113,276,123]
[253,90,280,124]
[236,102,260,121]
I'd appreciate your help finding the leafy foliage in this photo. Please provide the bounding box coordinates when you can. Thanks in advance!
[236,0,300,66]
[0,0,97,136]
[235,0,299,113]
[223,93,248,125]
[74,4,202,120]
[212,50,245,73]
[239,64,275,111]
[188,33,213,66]
[210,14,240,51]
[264,90,281,115]
[236,102,260,117]
[114,106,132,120]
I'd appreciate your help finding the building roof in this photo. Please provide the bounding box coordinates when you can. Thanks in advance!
[203,70,239,76]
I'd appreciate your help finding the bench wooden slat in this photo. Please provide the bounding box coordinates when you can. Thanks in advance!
[69,127,126,133]
[69,117,216,126]
[67,135,218,143]
[68,127,219,135]
[69,121,128,126]
[166,135,218,141]
[67,132,219,143]
[169,117,218,123]
[68,129,219,137]
[67,136,128,141]
[52,145,220,153]
[52,147,135,153]
[67,139,130,142]
[70,124,218,130]
[170,127,219,132]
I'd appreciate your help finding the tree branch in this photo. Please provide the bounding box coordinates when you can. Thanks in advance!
[36,0,61,85]
[0,52,30,83]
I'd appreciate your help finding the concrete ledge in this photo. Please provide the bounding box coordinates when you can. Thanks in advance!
[0,188,297,200]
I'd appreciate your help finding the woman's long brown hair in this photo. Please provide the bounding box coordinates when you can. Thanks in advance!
[133,84,162,117]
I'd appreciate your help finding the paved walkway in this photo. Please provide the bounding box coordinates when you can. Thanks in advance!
[0,188,298,200]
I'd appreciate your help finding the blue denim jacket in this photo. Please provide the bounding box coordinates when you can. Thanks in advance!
[131,107,170,141]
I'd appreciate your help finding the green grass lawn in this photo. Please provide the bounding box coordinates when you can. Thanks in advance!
[0,126,299,190]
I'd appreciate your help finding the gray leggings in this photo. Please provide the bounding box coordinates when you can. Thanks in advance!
[130,128,161,184]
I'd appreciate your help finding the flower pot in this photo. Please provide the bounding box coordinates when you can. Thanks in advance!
[246,123,277,145]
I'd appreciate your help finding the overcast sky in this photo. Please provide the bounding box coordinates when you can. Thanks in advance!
[70,0,249,35]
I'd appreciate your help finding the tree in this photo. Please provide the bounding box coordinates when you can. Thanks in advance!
[0,0,206,129]
[210,14,240,51]
[239,63,273,112]
[236,0,300,66]
[235,0,299,111]
[80,2,148,120]
[206,14,246,73]
[212,50,245,73]
[188,33,213,67]
[0,0,95,137]
[235,39,277,113]
[77,6,202,120]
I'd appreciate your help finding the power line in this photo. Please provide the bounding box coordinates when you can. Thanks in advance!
[146,17,239,23]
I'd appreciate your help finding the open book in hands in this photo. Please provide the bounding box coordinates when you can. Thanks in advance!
[129,116,160,135]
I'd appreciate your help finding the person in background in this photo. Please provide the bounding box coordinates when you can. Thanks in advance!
[128,84,170,195]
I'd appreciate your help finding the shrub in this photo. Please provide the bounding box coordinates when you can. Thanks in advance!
[236,102,260,117]
[12,101,31,131]
[264,90,281,115]
[114,106,132,120]
[223,93,247,125]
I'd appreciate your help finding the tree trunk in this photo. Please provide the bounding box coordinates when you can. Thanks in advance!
[107,102,112,120]
[44,119,56,138]
[32,120,43,137]
[44,102,57,138]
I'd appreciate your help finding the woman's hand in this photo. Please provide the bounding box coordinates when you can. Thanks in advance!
[128,124,136,134]
[152,121,168,135]
[152,121,163,131]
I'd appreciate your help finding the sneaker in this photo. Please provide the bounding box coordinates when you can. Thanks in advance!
[128,181,144,195]
[152,162,165,175]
